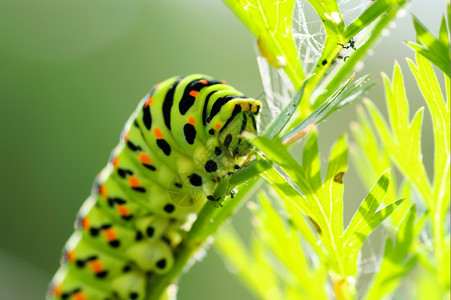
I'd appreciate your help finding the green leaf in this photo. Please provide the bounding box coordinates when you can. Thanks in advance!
[382,62,409,139]
[407,54,450,201]
[344,0,407,40]
[408,53,450,288]
[243,134,331,254]
[405,15,451,77]
[343,170,404,275]
[262,80,308,140]
[283,74,374,143]
[260,167,311,217]
[365,84,432,202]
[250,193,320,298]
[222,0,304,87]
[442,235,451,291]
[268,175,324,256]
[448,0,451,34]
[322,134,348,239]
[306,0,344,37]
[243,133,301,171]
[302,130,322,192]
[246,132,349,276]
[364,205,419,300]
[349,105,413,226]
[391,205,417,260]
[439,12,450,45]
[350,106,389,189]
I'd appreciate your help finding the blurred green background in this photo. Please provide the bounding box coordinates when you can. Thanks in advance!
[0,0,444,299]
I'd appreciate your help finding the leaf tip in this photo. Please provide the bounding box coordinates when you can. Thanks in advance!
[349,121,360,131]
[393,61,402,74]
[246,200,259,212]
[362,98,372,106]
[411,13,420,23]
[355,104,363,112]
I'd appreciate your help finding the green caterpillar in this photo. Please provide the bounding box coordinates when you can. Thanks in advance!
[47,74,262,300]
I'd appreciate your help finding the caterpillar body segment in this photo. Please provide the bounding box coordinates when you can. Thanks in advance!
[48,74,262,300]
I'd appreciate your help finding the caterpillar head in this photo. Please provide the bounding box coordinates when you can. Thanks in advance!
[207,97,261,159]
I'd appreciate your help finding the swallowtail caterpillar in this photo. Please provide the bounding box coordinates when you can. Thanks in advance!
[47,74,262,300]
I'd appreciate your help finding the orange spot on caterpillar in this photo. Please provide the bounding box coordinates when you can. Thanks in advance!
[104,228,117,241]
[129,176,140,187]
[153,128,163,139]
[189,90,199,97]
[53,286,62,297]
[188,116,196,125]
[144,96,154,107]
[81,217,90,230]
[221,80,227,84]
[99,185,107,197]
[200,79,208,85]
[214,122,222,130]
[89,260,104,273]
[124,131,130,142]
[66,251,76,263]
[73,292,87,300]
[117,205,129,216]
[139,152,152,164]
[112,157,119,168]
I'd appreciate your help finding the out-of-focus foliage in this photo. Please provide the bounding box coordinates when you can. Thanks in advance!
[405,13,451,77]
